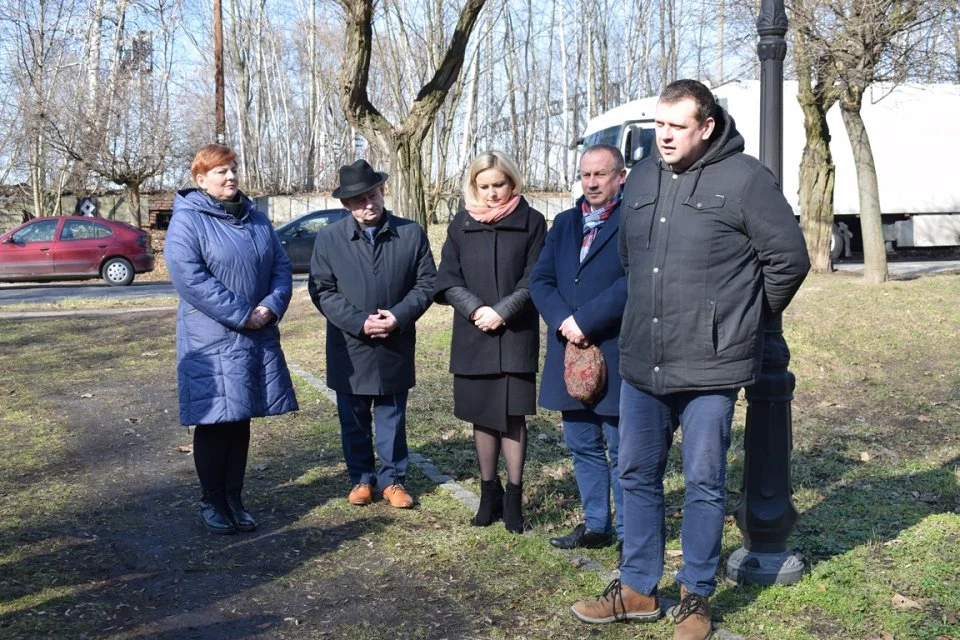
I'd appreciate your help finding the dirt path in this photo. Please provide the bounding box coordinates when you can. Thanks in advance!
[0,314,527,640]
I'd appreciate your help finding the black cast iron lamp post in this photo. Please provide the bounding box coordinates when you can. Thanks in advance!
[725,0,804,586]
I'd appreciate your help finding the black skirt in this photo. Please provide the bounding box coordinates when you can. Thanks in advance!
[453,373,536,432]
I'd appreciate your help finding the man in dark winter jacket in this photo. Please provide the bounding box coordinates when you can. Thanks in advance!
[571,80,810,640]
[530,144,628,551]
[308,159,437,509]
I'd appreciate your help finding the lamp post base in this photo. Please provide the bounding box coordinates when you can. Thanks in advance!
[726,547,804,585]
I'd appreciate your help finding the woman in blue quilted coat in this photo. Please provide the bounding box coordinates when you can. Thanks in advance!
[165,144,298,535]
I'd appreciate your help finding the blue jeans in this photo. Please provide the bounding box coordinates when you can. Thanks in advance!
[336,392,408,489]
[562,410,623,539]
[618,381,737,598]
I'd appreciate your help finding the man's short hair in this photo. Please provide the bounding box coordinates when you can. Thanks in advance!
[582,144,625,173]
[660,80,716,124]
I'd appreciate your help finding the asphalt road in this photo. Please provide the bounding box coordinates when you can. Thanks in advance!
[0,275,312,306]
[0,262,957,307]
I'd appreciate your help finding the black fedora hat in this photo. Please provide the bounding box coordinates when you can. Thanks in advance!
[332,159,389,199]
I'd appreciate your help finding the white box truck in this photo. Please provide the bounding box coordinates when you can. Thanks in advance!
[573,81,960,260]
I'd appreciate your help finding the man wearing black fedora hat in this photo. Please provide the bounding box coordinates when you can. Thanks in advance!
[308,159,436,509]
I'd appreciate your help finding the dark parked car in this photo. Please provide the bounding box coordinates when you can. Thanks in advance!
[0,216,155,286]
[276,208,349,273]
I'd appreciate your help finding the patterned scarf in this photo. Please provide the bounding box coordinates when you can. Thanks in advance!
[580,192,621,262]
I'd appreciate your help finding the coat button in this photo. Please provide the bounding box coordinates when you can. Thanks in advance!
[654,366,660,372]
[697,202,703,209]
[574,277,580,284]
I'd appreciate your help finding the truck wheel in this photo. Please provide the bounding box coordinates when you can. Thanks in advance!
[102,257,134,286]
[830,225,844,262]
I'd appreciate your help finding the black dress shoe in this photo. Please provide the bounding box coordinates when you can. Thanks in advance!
[549,523,613,549]
[199,494,236,535]
[225,493,258,532]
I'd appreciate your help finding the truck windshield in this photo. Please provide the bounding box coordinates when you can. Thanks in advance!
[575,125,624,180]
[583,125,622,149]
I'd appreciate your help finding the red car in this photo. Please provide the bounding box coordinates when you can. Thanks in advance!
[0,216,155,286]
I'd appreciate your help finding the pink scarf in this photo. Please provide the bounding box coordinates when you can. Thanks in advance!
[466,195,521,225]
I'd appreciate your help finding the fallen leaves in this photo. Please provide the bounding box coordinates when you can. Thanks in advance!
[891,593,924,610]
[176,444,193,454]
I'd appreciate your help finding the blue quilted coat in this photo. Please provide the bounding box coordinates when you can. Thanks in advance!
[165,189,299,426]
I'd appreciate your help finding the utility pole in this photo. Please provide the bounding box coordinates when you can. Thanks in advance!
[725,0,804,586]
[213,0,226,143]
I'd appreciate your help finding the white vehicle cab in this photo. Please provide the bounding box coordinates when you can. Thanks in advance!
[573,81,960,259]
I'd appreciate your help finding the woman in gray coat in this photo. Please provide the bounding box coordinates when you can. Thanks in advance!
[433,151,546,533]
[165,143,298,535]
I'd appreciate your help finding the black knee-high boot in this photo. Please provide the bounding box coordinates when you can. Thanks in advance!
[472,478,504,526]
[194,424,235,535]
[503,482,528,534]
[223,420,256,532]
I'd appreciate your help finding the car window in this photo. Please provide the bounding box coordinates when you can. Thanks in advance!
[61,220,113,241]
[11,219,58,243]
[299,215,335,235]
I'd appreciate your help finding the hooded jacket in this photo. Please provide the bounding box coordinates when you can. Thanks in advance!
[618,106,810,394]
[165,189,299,425]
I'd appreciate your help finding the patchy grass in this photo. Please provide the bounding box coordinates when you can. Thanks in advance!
[0,266,957,638]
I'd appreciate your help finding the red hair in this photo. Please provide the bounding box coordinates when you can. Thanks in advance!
[191,144,238,180]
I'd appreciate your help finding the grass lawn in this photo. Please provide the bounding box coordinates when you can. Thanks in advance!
[0,260,957,639]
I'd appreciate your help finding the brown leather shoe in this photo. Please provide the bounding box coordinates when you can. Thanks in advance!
[348,483,373,506]
[571,579,661,624]
[382,483,413,508]
[672,586,713,640]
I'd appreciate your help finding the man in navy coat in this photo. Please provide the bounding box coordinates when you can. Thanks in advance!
[530,144,628,550]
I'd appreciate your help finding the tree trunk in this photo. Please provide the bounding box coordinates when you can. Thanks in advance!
[392,137,427,226]
[124,182,143,228]
[797,133,835,274]
[840,90,888,283]
[796,81,836,274]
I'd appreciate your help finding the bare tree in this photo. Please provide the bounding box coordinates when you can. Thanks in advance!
[337,0,487,226]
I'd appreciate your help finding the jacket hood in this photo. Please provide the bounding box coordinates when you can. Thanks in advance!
[174,188,255,224]
[694,105,744,169]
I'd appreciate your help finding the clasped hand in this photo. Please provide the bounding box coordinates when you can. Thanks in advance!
[471,306,504,333]
[244,305,275,330]
[363,309,399,339]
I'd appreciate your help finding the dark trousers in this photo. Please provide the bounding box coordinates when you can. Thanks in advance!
[618,382,737,598]
[336,392,408,489]
[193,419,251,497]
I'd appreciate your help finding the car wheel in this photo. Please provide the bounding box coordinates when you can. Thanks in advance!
[830,224,844,262]
[102,257,134,286]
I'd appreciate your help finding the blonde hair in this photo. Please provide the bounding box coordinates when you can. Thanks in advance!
[463,151,522,208]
